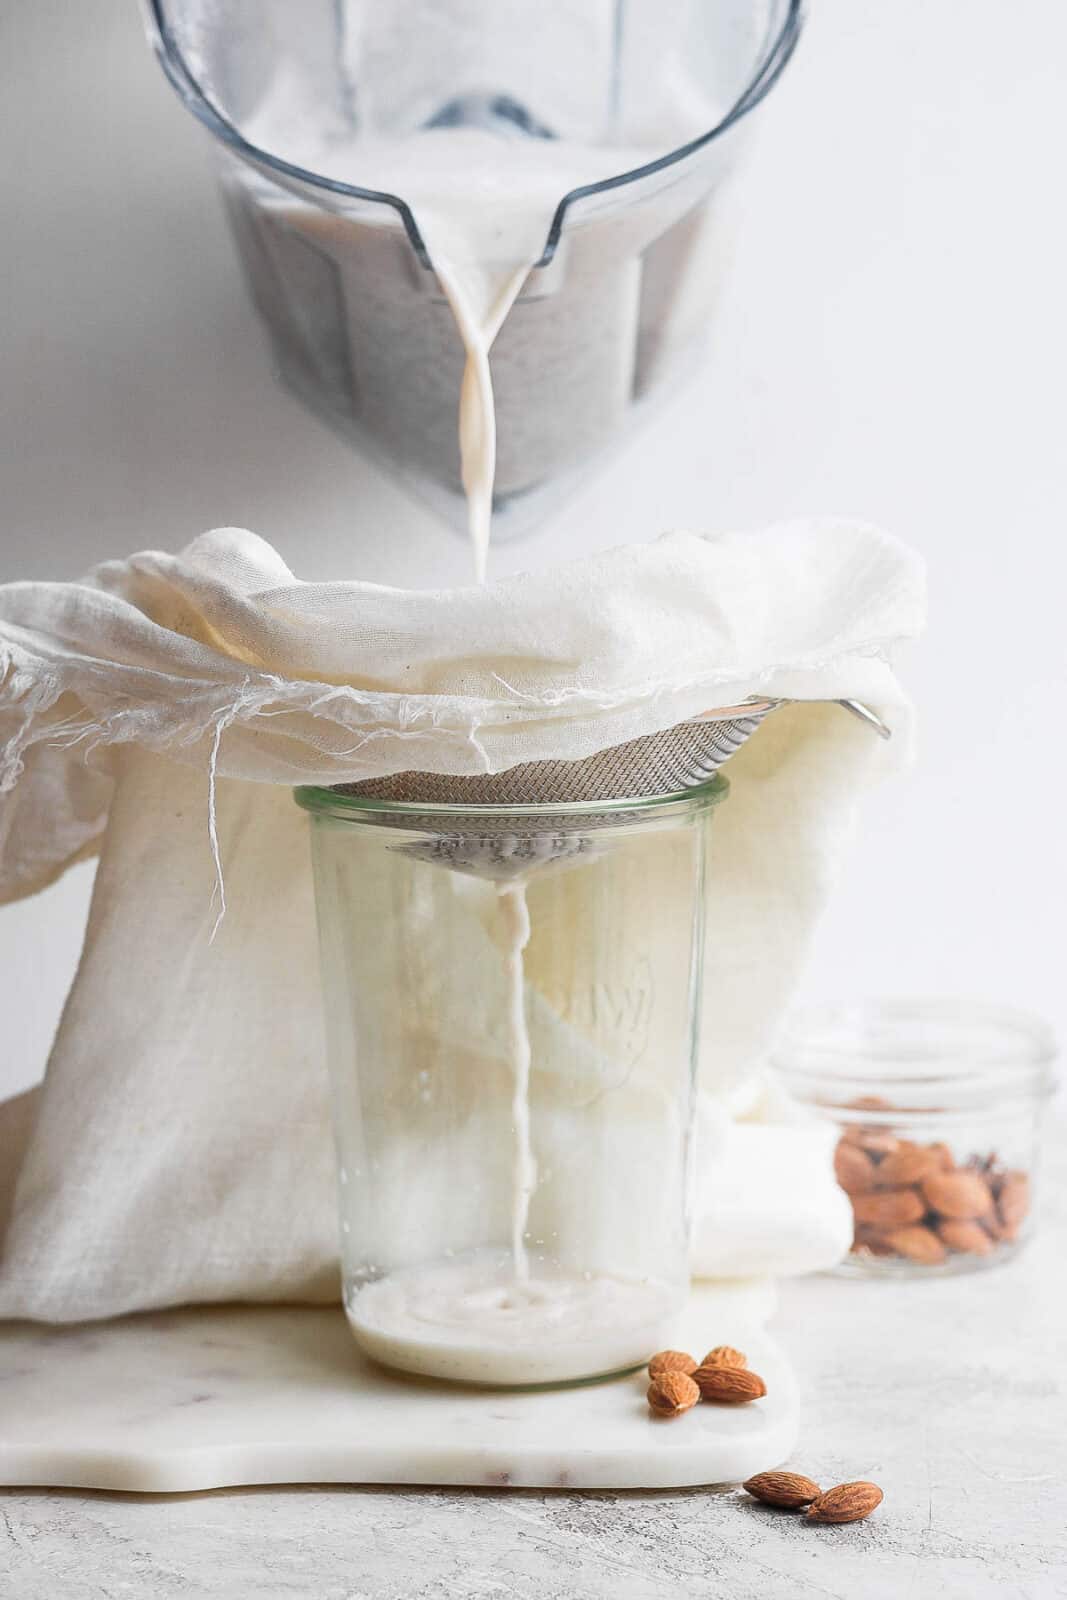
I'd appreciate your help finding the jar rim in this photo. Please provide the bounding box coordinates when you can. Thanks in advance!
[294,771,728,823]
[773,998,1058,1108]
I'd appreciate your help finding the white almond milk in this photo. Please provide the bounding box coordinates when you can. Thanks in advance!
[347,1249,680,1386]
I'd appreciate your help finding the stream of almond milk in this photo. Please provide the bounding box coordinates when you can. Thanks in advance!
[245,100,689,1378]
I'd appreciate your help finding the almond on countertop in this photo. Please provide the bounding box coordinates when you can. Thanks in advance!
[806,1482,884,1524]
[742,1471,821,1508]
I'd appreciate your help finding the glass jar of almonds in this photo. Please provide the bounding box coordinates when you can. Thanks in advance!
[773,1000,1057,1276]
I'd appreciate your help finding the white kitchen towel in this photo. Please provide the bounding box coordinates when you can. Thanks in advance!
[0,521,923,1319]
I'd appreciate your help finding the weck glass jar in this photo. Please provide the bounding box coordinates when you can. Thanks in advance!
[295,776,727,1385]
[774,1001,1057,1277]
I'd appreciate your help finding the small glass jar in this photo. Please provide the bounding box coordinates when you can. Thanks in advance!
[773,1000,1057,1277]
[295,777,726,1384]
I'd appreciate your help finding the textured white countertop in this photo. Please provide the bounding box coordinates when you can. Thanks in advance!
[2,1160,1064,1600]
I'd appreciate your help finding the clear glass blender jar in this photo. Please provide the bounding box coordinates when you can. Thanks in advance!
[295,777,726,1386]
[145,1,803,539]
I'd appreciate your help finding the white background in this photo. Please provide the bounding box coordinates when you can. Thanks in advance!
[1,0,1065,1101]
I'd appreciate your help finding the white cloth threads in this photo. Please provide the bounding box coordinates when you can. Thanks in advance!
[0,521,923,1320]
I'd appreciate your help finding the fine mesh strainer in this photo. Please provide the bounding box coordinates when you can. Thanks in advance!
[330,698,889,880]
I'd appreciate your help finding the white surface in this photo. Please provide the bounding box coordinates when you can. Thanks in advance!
[2,0,1065,1102]
[0,1280,796,1493]
[0,1146,1064,1597]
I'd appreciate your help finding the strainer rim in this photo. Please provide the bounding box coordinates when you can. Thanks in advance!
[294,771,729,821]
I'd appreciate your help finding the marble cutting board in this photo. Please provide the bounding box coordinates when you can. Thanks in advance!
[0,1279,798,1493]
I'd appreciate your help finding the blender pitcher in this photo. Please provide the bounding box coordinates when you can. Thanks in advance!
[145,0,803,538]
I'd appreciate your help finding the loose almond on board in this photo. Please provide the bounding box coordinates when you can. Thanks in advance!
[694,1365,766,1404]
[646,1372,700,1417]
[647,1349,697,1379]
[806,1482,884,1524]
[700,1345,747,1369]
[742,1471,821,1508]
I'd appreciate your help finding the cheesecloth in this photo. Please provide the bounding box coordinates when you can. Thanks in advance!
[0,519,924,1318]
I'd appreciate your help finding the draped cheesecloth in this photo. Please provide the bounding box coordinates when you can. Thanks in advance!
[0,520,924,1319]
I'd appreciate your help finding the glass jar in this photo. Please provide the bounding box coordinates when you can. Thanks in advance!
[145,0,802,540]
[295,777,726,1384]
[773,1001,1057,1277]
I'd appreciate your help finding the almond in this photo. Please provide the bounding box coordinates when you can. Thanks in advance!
[851,1188,925,1228]
[997,1171,1031,1234]
[700,1345,746,1370]
[881,1224,946,1265]
[928,1141,955,1172]
[921,1169,994,1221]
[875,1142,945,1188]
[852,1228,897,1257]
[937,1218,995,1256]
[647,1371,700,1417]
[648,1349,697,1379]
[694,1364,766,1404]
[743,1471,821,1508]
[806,1481,883,1524]
[834,1142,878,1194]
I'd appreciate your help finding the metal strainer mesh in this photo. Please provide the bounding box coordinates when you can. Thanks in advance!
[329,704,774,880]
[323,698,888,880]
[333,704,774,809]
